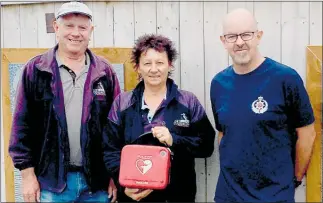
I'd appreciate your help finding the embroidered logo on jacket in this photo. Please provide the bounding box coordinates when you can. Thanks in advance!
[93,82,106,96]
[173,113,190,127]
[251,96,268,114]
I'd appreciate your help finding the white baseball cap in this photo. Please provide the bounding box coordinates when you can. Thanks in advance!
[56,1,92,20]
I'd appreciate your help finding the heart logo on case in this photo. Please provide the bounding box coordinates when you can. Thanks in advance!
[136,159,153,174]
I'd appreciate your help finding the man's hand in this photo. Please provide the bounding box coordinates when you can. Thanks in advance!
[152,126,173,146]
[124,188,153,201]
[295,123,316,181]
[108,178,117,203]
[21,168,40,202]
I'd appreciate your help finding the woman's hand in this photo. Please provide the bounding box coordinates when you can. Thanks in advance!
[152,126,173,146]
[124,188,153,201]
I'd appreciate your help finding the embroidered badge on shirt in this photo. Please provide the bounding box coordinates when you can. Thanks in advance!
[251,96,268,114]
[93,82,106,96]
[173,113,190,127]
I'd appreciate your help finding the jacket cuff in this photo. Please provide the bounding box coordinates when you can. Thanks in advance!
[15,162,34,171]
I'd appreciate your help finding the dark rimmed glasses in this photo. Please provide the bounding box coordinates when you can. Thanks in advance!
[223,31,257,43]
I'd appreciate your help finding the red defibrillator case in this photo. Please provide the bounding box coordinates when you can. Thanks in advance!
[119,144,171,190]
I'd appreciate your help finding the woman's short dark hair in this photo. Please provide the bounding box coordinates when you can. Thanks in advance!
[131,34,178,74]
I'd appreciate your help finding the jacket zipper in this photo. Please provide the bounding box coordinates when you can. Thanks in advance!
[50,70,67,188]
[84,74,105,190]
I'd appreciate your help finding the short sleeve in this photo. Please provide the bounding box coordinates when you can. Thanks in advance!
[285,70,315,128]
[210,78,223,132]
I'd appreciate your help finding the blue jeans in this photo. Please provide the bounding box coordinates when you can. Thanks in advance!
[41,172,110,202]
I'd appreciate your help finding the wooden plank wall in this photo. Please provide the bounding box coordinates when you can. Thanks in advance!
[1,1,322,202]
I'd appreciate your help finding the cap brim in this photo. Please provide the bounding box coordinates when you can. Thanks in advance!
[56,11,92,19]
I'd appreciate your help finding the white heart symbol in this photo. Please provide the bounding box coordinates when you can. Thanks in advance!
[136,159,153,174]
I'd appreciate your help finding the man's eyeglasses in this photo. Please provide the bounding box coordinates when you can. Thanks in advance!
[223,31,257,43]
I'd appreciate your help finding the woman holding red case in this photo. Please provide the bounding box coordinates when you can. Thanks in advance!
[102,34,215,202]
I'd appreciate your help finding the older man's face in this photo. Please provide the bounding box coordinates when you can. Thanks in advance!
[54,14,93,55]
[221,16,262,66]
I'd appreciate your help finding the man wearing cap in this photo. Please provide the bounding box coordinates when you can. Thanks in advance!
[9,1,120,202]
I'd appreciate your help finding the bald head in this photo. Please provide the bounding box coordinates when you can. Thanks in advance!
[222,8,258,35]
[220,8,263,68]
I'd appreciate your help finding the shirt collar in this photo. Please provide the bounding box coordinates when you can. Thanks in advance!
[141,92,167,110]
[55,50,90,73]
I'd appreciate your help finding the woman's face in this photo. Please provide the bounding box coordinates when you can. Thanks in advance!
[137,48,171,87]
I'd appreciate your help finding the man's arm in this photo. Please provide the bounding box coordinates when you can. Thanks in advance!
[9,66,34,170]
[210,78,223,148]
[294,123,316,181]
[9,65,40,202]
[105,65,121,202]
[282,69,316,182]
[102,94,124,192]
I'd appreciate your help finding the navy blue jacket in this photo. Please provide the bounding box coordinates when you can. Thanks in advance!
[9,45,120,192]
[103,79,215,202]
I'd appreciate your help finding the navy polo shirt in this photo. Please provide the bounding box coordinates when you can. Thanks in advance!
[210,57,315,202]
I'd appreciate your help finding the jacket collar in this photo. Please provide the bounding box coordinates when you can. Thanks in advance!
[34,44,107,80]
[131,78,179,107]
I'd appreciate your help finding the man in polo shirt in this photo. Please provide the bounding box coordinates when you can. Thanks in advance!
[9,1,120,202]
[210,8,316,202]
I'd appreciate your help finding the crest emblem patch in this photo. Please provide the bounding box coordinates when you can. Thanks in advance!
[173,113,190,127]
[251,96,268,114]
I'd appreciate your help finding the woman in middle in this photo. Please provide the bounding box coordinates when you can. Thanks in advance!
[103,34,215,202]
